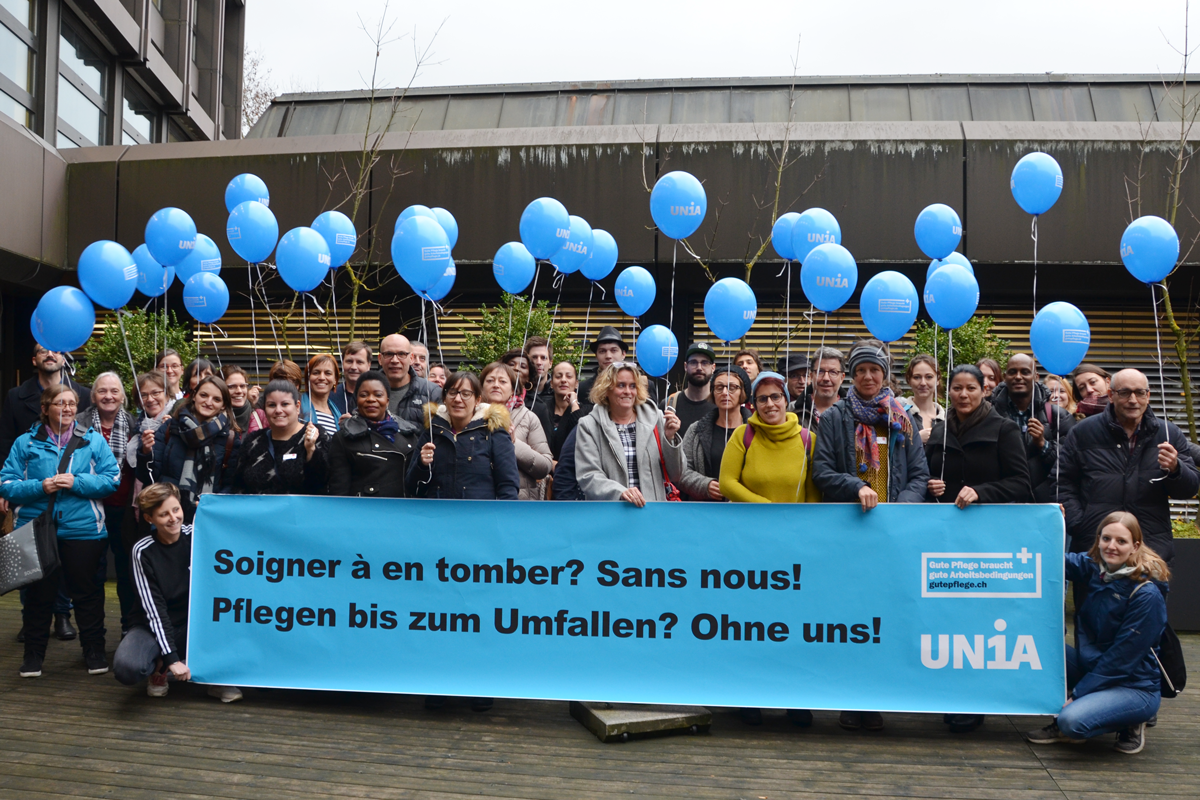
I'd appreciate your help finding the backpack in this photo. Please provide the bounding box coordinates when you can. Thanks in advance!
[741,423,812,467]
[1131,581,1187,697]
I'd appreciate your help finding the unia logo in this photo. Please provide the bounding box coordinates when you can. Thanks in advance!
[920,618,1041,670]
[563,241,588,255]
[179,240,195,249]
[743,309,756,320]
[1121,242,1134,258]
[815,273,849,289]
[556,228,571,239]
[671,203,703,217]
[317,253,331,267]
[616,286,634,297]
[952,225,963,236]
[807,232,835,244]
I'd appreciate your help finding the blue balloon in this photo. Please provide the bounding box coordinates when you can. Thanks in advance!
[771,212,801,260]
[581,229,618,281]
[923,263,979,329]
[422,260,456,302]
[549,215,594,274]
[1121,216,1179,284]
[277,227,332,293]
[432,207,459,249]
[914,204,962,260]
[614,266,656,317]
[182,273,229,324]
[174,234,222,284]
[392,216,450,294]
[312,211,356,269]
[800,243,857,312]
[790,208,842,264]
[225,173,270,213]
[33,287,94,352]
[226,200,279,263]
[77,240,137,309]
[926,251,973,281]
[395,205,438,236]
[704,278,757,342]
[1030,302,1091,376]
[1011,152,1063,216]
[636,325,679,378]
[519,198,570,260]
[145,207,197,267]
[860,271,919,342]
[133,244,173,298]
[650,171,707,240]
[493,242,537,294]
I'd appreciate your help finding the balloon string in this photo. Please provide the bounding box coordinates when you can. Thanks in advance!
[256,262,283,360]
[520,263,542,359]
[420,297,428,352]
[302,294,313,421]
[1031,215,1039,316]
[1151,283,1169,420]
[940,329,953,484]
[432,302,445,376]
[207,324,222,368]
[547,269,565,343]
[669,241,677,332]
[116,310,146,411]
[249,264,260,380]
[784,259,791,371]
[579,282,594,376]
[329,271,341,353]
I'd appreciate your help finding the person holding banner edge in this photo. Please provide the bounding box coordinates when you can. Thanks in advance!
[1024,512,1167,754]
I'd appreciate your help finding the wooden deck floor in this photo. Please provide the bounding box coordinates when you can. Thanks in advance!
[0,589,1197,800]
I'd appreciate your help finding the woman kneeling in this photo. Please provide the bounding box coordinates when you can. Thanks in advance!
[1025,512,1168,754]
[114,483,243,703]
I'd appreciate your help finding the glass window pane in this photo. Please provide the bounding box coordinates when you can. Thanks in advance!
[0,0,30,29]
[122,130,135,145]
[58,73,102,144]
[0,88,27,126]
[60,27,105,97]
[56,130,78,148]
[123,83,154,141]
[0,22,30,91]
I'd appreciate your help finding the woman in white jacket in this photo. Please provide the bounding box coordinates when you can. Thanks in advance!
[480,362,553,500]
[575,362,684,506]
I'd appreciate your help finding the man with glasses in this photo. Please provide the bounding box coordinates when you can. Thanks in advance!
[991,353,1075,502]
[379,334,436,427]
[663,342,717,436]
[791,347,846,424]
[1056,368,1198,563]
[777,354,810,406]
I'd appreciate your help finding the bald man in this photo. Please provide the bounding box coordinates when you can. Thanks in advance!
[1055,368,1198,562]
[991,353,1074,501]
[379,333,437,426]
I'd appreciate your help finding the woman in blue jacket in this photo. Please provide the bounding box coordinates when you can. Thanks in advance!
[1025,511,1168,754]
[0,384,120,678]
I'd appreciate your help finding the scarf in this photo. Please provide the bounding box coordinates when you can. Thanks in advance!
[1077,395,1109,417]
[506,388,526,412]
[368,415,400,443]
[847,387,912,474]
[84,406,130,463]
[1100,561,1138,583]
[176,409,231,501]
[948,400,993,438]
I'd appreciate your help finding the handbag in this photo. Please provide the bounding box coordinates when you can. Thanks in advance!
[651,427,682,502]
[0,431,85,595]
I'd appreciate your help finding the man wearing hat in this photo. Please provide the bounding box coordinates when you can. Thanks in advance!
[777,353,810,406]
[578,326,630,415]
[662,342,717,436]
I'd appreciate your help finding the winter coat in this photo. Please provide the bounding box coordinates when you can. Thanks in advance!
[327,414,421,498]
[228,427,330,496]
[510,403,554,500]
[811,399,930,503]
[0,421,120,539]
[923,406,1033,504]
[679,407,751,500]
[405,403,520,500]
[990,382,1075,502]
[136,412,241,520]
[0,376,92,465]
[388,368,439,428]
[1054,405,1199,561]
[524,383,556,441]
[1067,552,1167,698]
[574,401,685,502]
[552,426,585,501]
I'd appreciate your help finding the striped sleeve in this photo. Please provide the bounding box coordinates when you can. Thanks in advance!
[130,537,181,664]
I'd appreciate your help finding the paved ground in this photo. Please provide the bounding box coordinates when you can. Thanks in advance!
[0,588,1196,800]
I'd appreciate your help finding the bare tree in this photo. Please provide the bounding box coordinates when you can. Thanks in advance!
[241,48,276,137]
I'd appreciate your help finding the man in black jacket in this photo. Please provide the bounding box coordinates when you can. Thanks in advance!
[379,334,437,428]
[1055,368,1199,562]
[990,353,1074,502]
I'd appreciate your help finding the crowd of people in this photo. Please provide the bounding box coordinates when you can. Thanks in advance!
[0,329,1191,754]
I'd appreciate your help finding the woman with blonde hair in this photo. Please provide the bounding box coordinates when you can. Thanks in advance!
[479,362,553,500]
[1025,511,1169,754]
[1046,375,1078,415]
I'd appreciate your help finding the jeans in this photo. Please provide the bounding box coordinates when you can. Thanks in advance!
[23,538,107,656]
[1059,645,1160,739]
[114,623,187,685]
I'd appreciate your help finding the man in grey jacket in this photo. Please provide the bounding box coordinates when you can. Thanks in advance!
[379,334,437,428]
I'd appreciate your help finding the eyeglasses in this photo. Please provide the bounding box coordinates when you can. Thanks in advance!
[714,384,741,394]
[142,389,165,399]
[686,359,713,368]
[754,392,786,405]
[446,389,475,399]
[1113,388,1150,399]
[380,351,410,361]
[816,369,843,378]
[49,401,77,409]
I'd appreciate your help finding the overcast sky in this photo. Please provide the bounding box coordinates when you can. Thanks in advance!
[245,0,1196,95]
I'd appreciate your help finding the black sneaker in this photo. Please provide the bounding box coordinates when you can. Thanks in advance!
[839,711,862,730]
[1114,723,1145,754]
[1146,713,1157,728]
[84,648,109,675]
[1024,721,1085,745]
[19,653,42,678]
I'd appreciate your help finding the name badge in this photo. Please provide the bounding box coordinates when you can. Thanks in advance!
[283,453,298,461]
[876,436,887,445]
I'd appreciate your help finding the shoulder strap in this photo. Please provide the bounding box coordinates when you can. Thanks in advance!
[221,429,235,471]
[652,426,667,469]
[45,431,87,520]
[743,424,755,450]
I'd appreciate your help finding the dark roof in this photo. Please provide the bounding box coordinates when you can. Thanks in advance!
[247,74,1193,138]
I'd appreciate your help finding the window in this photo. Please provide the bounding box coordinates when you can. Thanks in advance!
[122,76,155,144]
[57,19,108,146]
[0,0,34,128]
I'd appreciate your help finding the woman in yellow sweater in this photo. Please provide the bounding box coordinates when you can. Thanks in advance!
[719,371,821,504]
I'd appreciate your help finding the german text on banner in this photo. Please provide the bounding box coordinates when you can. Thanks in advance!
[188,496,1066,714]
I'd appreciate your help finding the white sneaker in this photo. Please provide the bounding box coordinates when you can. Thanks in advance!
[147,671,169,698]
[207,685,243,703]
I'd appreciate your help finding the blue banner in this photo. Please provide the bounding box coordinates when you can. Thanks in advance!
[188,496,1066,714]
